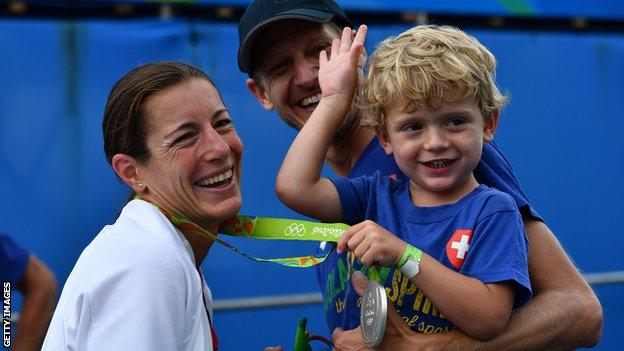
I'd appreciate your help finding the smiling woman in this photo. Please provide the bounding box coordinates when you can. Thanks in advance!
[41,62,243,351]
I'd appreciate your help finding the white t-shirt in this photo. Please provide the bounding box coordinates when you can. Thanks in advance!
[42,199,214,351]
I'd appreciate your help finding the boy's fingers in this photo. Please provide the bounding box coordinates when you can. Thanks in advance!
[337,221,365,252]
[357,46,368,68]
[331,38,340,60]
[353,24,368,45]
[349,25,367,60]
[351,234,371,261]
[319,50,328,65]
[336,230,352,253]
[357,233,382,266]
[359,250,377,267]
[349,43,364,62]
[347,220,367,233]
[340,26,352,52]
[340,230,365,254]
[350,44,364,68]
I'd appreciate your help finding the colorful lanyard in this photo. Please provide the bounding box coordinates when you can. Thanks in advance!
[155,202,348,268]
[152,203,386,349]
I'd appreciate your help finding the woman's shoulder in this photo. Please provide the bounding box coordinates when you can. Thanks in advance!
[47,201,202,347]
[90,201,168,247]
[74,200,195,283]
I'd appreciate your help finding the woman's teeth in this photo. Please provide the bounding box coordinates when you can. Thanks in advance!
[197,169,232,186]
[300,93,322,107]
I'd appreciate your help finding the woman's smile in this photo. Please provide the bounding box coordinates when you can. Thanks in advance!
[138,78,243,229]
[195,168,234,188]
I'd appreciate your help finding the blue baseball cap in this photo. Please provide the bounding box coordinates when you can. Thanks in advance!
[237,0,352,74]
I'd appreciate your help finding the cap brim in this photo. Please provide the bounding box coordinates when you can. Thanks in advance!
[238,9,335,73]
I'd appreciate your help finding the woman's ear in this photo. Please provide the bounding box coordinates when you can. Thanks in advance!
[483,109,500,142]
[246,78,274,111]
[111,154,146,193]
[376,128,394,155]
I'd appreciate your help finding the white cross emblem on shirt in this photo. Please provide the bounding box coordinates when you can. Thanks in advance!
[451,234,470,259]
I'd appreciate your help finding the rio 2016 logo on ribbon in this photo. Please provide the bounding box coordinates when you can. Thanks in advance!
[284,223,306,237]
[312,226,344,239]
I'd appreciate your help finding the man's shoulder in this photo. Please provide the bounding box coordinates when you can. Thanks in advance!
[349,137,401,179]
[459,185,519,218]
[341,170,405,192]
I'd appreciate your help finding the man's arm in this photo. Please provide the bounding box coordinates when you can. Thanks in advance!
[15,255,57,351]
[333,220,603,350]
[424,220,602,350]
[472,219,603,350]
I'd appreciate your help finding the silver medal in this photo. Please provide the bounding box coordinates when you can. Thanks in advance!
[360,279,387,347]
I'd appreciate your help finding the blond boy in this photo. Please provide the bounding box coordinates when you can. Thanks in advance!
[277,24,532,340]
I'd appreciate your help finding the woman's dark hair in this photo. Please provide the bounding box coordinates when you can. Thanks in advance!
[102,61,215,165]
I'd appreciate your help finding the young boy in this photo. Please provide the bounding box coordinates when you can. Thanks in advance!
[276,24,531,340]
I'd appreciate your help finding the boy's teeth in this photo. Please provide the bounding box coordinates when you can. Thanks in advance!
[300,93,322,107]
[199,169,232,186]
[428,160,451,168]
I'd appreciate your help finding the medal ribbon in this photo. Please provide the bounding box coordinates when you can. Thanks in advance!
[149,200,384,281]
[152,200,348,268]
[219,215,382,280]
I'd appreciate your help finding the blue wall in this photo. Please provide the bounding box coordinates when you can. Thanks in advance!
[1,11,623,351]
[100,0,624,19]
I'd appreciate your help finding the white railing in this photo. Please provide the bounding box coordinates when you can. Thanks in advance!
[6,271,624,320]
[584,270,624,285]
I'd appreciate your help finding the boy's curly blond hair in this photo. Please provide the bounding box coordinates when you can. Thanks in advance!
[360,25,509,130]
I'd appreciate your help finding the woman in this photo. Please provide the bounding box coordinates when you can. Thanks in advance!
[42,62,243,350]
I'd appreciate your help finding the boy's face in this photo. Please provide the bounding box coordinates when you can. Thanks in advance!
[378,97,498,204]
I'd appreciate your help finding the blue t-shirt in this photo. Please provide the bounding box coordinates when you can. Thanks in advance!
[328,175,531,333]
[316,138,535,333]
[0,233,30,284]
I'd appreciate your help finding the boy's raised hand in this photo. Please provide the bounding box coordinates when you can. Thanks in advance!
[337,220,406,267]
[318,25,367,102]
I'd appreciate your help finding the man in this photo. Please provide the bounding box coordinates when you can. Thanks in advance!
[237,0,603,349]
[1,234,57,351]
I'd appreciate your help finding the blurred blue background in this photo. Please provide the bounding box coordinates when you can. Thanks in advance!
[1,0,622,349]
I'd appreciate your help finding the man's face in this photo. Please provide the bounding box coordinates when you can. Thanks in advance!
[247,20,341,130]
